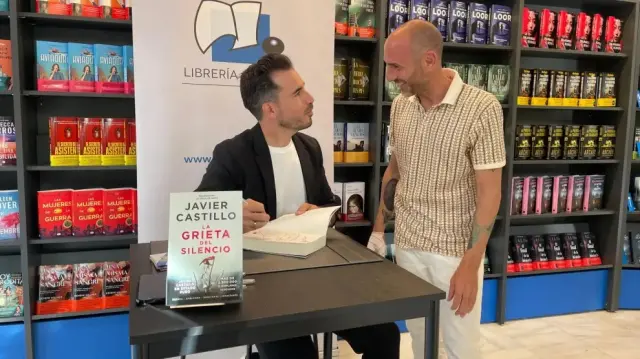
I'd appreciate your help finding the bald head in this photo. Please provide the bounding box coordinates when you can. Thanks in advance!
[387,20,443,59]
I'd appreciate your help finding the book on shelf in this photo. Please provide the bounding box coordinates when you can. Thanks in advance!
[508,232,601,272]
[0,117,16,166]
[244,205,340,258]
[0,39,12,91]
[0,190,19,241]
[0,273,23,318]
[333,122,345,163]
[344,123,369,163]
[95,44,125,93]
[348,0,376,38]
[0,0,7,11]
[166,191,243,308]
[123,45,134,94]
[341,182,365,221]
[37,41,69,92]
[69,43,96,93]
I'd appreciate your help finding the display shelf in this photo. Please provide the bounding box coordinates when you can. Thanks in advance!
[334,35,377,43]
[513,159,620,165]
[334,162,373,168]
[484,273,502,279]
[0,90,13,96]
[32,308,128,321]
[26,165,136,171]
[627,212,640,221]
[0,11,8,19]
[334,100,375,106]
[622,264,640,269]
[18,12,132,29]
[0,166,18,171]
[520,47,628,60]
[516,105,624,111]
[29,234,137,245]
[510,210,616,222]
[443,43,512,52]
[0,239,20,247]
[506,265,614,277]
[0,317,23,324]
[22,91,134,99]
[335,220,371,228]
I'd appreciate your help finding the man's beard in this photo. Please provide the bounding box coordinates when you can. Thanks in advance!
[279,116,312,131]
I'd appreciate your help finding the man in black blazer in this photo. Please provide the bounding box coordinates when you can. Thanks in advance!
[196,54,400,359]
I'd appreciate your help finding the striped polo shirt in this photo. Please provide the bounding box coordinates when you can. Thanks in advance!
[389,69,506,257]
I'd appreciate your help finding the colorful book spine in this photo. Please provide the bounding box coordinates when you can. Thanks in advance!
[123,45,134,94]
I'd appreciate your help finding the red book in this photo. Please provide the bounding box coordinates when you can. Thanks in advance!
[574,12,591,51]
[49,117,79,166]
[36,0,71,15]
[72,188,104,236]
[604,16,623,53]
[103,188,134,235]
[37,189,73,238]
[101,118,126,166]
[72,263,105,312]
[590,14,604,52]
[79,118,102,166]
[37,265,74,315]
[103,261,130,309]
[100,0,130,20]
[71,0,101,18]
[125,119,136,166]
[131,188,138,234]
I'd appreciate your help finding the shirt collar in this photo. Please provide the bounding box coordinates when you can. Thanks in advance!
[408,68,464,107]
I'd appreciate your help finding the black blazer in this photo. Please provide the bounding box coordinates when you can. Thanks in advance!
[195,124,339,220]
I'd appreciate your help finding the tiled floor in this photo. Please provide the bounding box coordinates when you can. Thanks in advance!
[338,311,640,358]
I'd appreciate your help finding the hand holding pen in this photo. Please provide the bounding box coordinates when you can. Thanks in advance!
[242,199,269,233]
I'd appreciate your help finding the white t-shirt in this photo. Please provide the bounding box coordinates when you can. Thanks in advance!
[269,140,307,218]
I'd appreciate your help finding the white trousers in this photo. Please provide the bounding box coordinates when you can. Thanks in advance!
[396,248,484,359]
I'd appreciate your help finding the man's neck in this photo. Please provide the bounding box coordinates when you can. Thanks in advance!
[416,68,452,109]
[260,121,295,147]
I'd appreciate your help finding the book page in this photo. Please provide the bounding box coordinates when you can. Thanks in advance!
[194,0,261,53]
[245,206,340,240]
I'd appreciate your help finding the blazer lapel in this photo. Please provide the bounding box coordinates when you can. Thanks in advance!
[292,135,314,203]
[250,125,277,220]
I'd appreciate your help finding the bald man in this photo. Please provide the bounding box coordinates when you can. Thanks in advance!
[367,21,505,359]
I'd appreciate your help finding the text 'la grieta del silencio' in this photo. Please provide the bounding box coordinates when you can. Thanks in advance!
[177,200,238,255]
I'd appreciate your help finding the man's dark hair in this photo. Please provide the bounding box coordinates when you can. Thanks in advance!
[240,54,293,120]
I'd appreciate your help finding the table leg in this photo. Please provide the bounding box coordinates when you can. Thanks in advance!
[323,332,333,359]
[425,301,440,359]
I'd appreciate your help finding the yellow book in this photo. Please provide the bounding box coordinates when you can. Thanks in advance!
[344,123,369,163]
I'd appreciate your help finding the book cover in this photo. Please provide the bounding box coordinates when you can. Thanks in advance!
[489,5,511,46]
[0,39,12,91]
[79,118,102,166]
[510,235,533,272]
[522,176,536,215]
[579,125,598,159]
[429,0,448,41]
[487,65,510,104]
[331,182,343,213]
[410,0,428,21]
[348,0,376,38]
[510,177,523,215]
[103,261,130,309]
[556,11,575,50]
[344,123,369,163]
[567,175,585,212]
[68,42,95,92]
[0,190,19,240]
[547,125,563,160]
[597,125,615,159]
[335,0,349,35]
[531,125,548,160]
[563,125,580,159]
[71,0,101,18]
[123,45,134,94]
[531,69,550,106]
[579,71,597,107]
[0,0,7,11]
[333,122,345,163]
[72,188,104,236]
[538,9,556,48]
[467,2,488,44]
[348,58,370,100]
[590,14,604,52]
[604,16,622,53]
[563,72,581,106]
[521,8,538,47]
[552,176,568,213]
[343,182,365,221]
[561,233,582,267]
[467,64,487,91]
[506,252,515,272]
[574,12,591,51]
[166,191,243,308]
[382,124,391,163]
[37,189,73,238]
[447,1,466,43]
[584,175,605,211]
[36,0,71,15]
[517,69,533,105]
[0,273,23,318]
[528,235,550,270]
[544,234,567,269]
[99,0,129,20]
[37,265,74,315]
[101,118,126,165]
[548,71,566,107]
[125,119,136,166]
[388,0,409,35]
[0,116,17,166]
[131,188,137,233]
[49,117,79,166]
[95,44,124,93]
[384,78,401,101]
[444,63,467,82]
[333,58,348,100]
[596,73,616,107]
[103,188,133,235]
[72,263,104,311]
[578,232,602,266]
[536,176,552,214]
[36,41,69,92]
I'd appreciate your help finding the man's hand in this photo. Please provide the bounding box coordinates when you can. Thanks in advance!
[295,203,319,215]
[447,250,482,317]
[243,199,270,233]
[367,232,386,257]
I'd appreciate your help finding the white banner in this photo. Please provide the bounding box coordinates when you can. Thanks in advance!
[132,0,334,356]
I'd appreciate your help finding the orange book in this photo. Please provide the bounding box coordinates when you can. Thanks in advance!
[99,0,129,20]
[36,0,72,15]
[0,40,11,91]
[72,263,105,312]
[71,0,101,18]
[37,265,74,315]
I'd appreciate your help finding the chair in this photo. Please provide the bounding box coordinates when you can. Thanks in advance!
[244,333,322,358]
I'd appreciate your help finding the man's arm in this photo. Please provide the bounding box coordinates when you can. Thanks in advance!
[373,155,400,233]
[195,143,240,192]
[467,169,501,256]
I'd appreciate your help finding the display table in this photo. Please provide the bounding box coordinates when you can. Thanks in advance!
[128,230,445,359]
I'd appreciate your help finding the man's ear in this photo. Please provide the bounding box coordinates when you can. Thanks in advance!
[261,102,276,119]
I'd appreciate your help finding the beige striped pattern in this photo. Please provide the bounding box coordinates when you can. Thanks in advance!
[390,70,506,257]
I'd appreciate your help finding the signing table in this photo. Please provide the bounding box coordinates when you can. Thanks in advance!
[129,229,446,359]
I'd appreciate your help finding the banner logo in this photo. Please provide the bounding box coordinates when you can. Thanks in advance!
[194,0,285,64]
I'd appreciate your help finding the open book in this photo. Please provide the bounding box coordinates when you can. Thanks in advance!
[194,0,261,54]
[244,206,341,257]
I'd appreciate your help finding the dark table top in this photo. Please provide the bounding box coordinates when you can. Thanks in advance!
[129,230,445,353]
